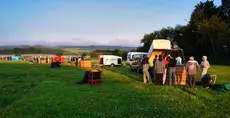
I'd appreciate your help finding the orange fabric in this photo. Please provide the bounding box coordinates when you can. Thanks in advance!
[52,56,65,63]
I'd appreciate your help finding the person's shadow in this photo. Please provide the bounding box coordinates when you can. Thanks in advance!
[211,84,226,92]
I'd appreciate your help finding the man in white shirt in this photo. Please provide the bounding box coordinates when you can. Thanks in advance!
[176,56,182,66]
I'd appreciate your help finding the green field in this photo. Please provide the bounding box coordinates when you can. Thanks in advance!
[0,61,230,118]
[62,48,90,54]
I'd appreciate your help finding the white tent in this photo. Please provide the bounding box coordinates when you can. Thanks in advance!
[147,39,171,58]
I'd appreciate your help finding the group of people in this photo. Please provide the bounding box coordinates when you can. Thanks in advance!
[32,56,50,63]
[186,56,210,88]
[141,54,210,88]
[0,56,12,60]
[69,56,85,66]
[142,54,178,85]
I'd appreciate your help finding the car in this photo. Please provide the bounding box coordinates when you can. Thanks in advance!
[129,58,143,74]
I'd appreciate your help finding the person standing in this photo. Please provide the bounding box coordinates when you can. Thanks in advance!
[153,55,158,66]
[152,55,158,81]
[154,55,165,85]
[162,56,170,85]
[142,56,151,84]
[200,56,210,80]
[77,56,81,67]
[167,56,177,85]
[46,56,49,63]
[186,56,199,88]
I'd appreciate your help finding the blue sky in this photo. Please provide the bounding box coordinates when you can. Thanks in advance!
[0,0,221,46]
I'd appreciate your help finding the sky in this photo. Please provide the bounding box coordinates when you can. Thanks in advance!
[0,0,221,46]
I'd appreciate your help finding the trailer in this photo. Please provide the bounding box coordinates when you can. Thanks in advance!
[99,55,122,66]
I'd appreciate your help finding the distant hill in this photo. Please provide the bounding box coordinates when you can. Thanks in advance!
[0,45,30,50]
[0,46,75,55]
[0,45,137,55]
[58,45,137,51]
[0,45,137,51]
[0,45,51,50]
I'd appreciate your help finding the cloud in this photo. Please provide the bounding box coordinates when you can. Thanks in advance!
[71,38,83,41]
[107,37,141,47]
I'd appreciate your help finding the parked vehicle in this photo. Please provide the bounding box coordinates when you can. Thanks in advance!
[99,55,122,66]
[129,58,143,74]
[126,52,147,65]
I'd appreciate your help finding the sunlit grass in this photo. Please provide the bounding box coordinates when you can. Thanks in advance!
[0,61,229,118]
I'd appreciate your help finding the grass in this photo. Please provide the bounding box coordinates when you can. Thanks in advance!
[62,48,90,54]
[0,61,230,118]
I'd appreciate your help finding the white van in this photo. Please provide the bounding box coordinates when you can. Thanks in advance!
[126,52,148,64]
[99,55,122,66]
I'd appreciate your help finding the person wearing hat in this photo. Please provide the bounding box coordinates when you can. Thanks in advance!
[200,56,210,80]
[186,56,199,88]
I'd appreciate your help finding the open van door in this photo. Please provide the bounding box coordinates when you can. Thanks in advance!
[99,56,103,64]
[118,58,122,64]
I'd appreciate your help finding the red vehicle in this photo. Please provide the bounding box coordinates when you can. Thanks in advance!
[52,56,65,63]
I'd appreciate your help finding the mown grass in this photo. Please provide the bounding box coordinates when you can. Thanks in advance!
[0,61,230,118]
[62,48,90,54]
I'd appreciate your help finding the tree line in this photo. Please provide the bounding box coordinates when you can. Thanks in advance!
[0,47,76,55]
[0,47,130,60]
[137,0,230,64]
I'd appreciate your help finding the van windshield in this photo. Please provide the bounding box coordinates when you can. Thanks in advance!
[127,54,131,60]
[133,54,146,60]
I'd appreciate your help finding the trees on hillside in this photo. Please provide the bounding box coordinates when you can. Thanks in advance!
[219,0,230,25]
[138,0,230,63]
[0,47,76,55]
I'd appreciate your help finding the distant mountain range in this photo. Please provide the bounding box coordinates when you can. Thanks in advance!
[0,45,137,51]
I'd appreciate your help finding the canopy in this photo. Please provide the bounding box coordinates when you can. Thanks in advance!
[12,56,20,60]
[147,39,171,58]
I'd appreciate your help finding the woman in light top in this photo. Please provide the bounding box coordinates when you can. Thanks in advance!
[200,56,210,80]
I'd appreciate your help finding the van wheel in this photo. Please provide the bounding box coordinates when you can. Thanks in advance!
[111,64,114,67]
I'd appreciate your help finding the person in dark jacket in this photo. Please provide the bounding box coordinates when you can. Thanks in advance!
[153,55,158,67]
[152,55,158,81]
[162,56,170,85]
[167,55,177,85]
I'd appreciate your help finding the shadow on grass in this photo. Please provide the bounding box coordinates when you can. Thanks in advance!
[179,85,198,96]
[101,66,143,82]
[0,82,39,108]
